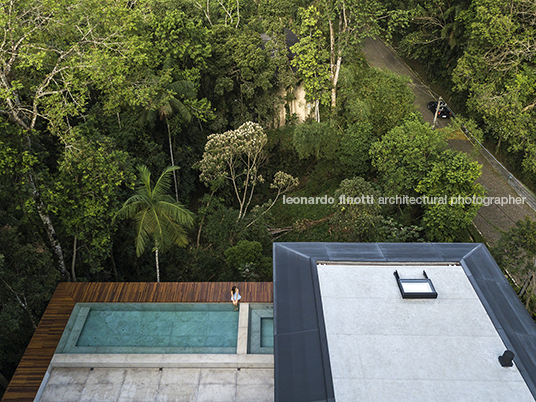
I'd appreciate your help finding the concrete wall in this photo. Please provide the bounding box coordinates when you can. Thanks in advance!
[276,84,312,127]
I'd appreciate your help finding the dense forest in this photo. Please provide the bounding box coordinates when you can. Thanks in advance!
[1,0,535,393]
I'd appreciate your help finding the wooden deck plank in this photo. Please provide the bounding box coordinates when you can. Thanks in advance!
[1,282,273,401]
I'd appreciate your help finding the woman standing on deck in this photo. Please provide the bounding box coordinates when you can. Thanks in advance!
[231,286,241,310]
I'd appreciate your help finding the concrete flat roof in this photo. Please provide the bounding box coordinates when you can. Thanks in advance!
[317,262,533,401]
[273,243,536,402]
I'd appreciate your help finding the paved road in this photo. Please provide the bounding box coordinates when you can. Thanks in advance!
[362,37,449,129]
[362,37,536,245]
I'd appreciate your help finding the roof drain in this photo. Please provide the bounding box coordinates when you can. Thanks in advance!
[499,350,515,367]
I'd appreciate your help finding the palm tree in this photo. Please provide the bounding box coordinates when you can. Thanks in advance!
[115,165,195,282]
[141,79,196,202]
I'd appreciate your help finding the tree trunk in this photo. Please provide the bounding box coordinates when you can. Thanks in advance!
[315,99,320,123]
[155,247,160,283]
[166,120,179,203]
[331,55,342,109]
[0,277,38,329]
[110,245,119,281]
[27,171,71,281]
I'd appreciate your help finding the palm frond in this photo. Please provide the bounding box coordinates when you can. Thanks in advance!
[134,209,153,257]
[156,200,195,226]
[115,197,148,221]
[174,100,192,122]
[168,80,196,99]
[137,165,153,198]
[117,164,195,266]
[152,166,179,199]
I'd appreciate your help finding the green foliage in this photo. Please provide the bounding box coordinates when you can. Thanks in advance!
[370,119,447,196]
[452,0,536,175]
[224,240,268,281]
[493,218,536,314]
[416,150,484,241]
[115,165,195,281]
[0,217,58,383]
[290,6,331,112]
[339,66,418,137]
[292,121,340,160]
[338,121,375,177]
[376,218,424,242]
[331,177,383,241]
[45,128,133,276]
[116,165,195,255]
[205,25,288,128]
[198,196,243,254]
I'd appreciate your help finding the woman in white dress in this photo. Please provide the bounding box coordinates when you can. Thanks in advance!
[231,286,241,310]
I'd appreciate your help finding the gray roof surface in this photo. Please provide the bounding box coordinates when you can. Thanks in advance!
[273,243,536,402]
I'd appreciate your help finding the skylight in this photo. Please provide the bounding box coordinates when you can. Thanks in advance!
[394,270,438,299]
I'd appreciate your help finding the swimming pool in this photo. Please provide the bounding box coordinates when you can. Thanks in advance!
[56,303,239,354]
[249,304,274,354]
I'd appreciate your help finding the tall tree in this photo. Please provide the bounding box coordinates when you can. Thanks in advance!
[50,129,132,280]
[0,0,158,280]
[493,218,536,314]
[142,79,197,202]
[198,122,268,220]
[291,6,331,122]
[115,165,195,282]
[453,0,536,174]
[197,121,298,221]
[321,0,384,109]
[415,149,484,241]
[291,0,387,115]
[370,118,447,196]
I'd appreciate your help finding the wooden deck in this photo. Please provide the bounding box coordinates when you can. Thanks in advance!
[1,282,273,402]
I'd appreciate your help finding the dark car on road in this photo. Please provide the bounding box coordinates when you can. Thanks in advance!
[427,101,452,119]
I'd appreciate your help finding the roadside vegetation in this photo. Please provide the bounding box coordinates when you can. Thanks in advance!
[0,0,534,394]
[384,0,536,191]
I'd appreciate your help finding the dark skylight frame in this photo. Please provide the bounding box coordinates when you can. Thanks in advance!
[394,270,438,299]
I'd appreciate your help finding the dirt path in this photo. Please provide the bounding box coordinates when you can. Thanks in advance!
[362,37,536,245]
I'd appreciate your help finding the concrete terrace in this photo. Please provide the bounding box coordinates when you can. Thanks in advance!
[1,282,273,402]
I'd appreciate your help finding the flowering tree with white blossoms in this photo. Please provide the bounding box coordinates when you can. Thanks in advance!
[198,122,298,221]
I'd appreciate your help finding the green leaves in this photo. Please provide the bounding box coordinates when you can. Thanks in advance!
[416,150,484,241]
[290,6,331,115]
[450,0,536,174]
[115,165,195,258]
[292,121,340,160]
[331,177,383,242]
[370,119,447,196]
[493,217,536,313]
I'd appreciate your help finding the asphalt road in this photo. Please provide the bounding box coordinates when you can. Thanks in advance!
[361,36,536,245]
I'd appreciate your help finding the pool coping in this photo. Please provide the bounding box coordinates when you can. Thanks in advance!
[49,352,274,369]
[249,305,274,354]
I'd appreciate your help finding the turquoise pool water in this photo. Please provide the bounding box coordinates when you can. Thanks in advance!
[261,318,274,348]
[57,303,239,354]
